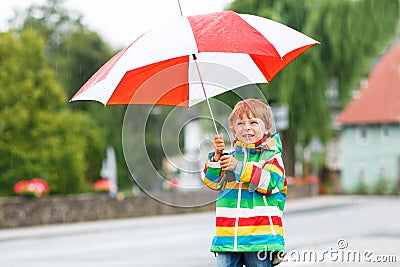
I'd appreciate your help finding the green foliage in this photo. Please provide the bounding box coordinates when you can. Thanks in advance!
[372,177,390,195]
[55,29,114,100]
[86,104,132,189]
[8,0,82,53]
[353,177,396,195]
[0,30,106,195]
[7,0,130,189]
[353,178,369,195]
[390,182,400,196]
[9,0,115,102]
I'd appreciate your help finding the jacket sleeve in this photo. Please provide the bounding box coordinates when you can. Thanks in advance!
[233,151,286,195]
[202,152,225,191]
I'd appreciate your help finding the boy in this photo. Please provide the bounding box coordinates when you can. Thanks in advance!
[202,99,287,267]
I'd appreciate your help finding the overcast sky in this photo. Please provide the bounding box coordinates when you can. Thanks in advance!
[0,0,233,48]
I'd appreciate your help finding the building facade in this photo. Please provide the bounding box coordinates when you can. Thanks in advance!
[337,41,400,192]
[339,124,400,191]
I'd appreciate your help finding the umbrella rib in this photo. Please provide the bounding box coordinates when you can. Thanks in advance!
[192,54,219,135]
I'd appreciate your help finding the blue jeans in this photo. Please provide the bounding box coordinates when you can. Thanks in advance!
[216,252,272,267]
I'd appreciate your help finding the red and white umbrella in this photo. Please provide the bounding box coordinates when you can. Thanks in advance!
[70,10,318,131]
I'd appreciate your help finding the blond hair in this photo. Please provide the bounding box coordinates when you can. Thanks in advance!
[229,99,274,133]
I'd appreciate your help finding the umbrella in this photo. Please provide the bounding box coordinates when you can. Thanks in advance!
[70,10,318,133]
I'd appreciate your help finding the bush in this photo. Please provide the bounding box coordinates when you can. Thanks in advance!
[353,178,369,194]
[0,31,106,196]
[372,177,390,195]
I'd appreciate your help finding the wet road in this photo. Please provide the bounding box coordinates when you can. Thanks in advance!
[0,196,399,267]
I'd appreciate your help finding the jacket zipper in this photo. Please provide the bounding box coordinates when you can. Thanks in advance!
[263,195,276,235]
[234,182,242,251]
[233,146,247,251]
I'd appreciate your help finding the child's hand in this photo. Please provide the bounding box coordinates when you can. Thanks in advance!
[219,154,238,171]
[213,134,225,161]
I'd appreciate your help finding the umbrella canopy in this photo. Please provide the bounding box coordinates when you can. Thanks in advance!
[70,10,318,108]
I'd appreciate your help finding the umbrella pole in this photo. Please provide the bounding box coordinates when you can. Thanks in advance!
[192,54,219,135]
[178,0,183,16]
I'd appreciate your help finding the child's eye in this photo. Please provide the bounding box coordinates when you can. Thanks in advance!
[237,122,244,126]
[251,121,258,125]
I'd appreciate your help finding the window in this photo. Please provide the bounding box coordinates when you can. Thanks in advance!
[356,125,368,144]
[381,124,390,141]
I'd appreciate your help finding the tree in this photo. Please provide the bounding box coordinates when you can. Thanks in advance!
[55,29,115,101]
[229,0,399,175]
[8,0,115,103]
[0,30,106,195]
[7,0,132,189]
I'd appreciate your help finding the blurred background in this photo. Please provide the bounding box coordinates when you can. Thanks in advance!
[0,0,399,266]
[1,0,399,198]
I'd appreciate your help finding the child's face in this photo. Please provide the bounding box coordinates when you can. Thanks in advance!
[232,112,266,145]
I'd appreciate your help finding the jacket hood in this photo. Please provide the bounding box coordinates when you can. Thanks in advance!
[234,133,282,154]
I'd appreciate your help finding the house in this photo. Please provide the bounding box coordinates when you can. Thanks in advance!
[337,41,400,193]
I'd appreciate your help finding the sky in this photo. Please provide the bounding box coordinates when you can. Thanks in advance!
[0,0,233,48]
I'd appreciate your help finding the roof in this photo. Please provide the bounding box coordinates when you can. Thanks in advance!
[337,40,400,125]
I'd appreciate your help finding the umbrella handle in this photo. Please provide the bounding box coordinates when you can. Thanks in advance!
[220,152,235,182]
[192,54,219,135]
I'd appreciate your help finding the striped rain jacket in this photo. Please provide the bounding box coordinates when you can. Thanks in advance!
[202,133,287,254]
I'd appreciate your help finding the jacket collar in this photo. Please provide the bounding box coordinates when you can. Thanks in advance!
[234,133,281,153]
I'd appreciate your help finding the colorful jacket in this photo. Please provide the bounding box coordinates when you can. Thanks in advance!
[202,133,287,254]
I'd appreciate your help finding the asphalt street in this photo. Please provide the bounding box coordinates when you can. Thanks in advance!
[0,195,399,267]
